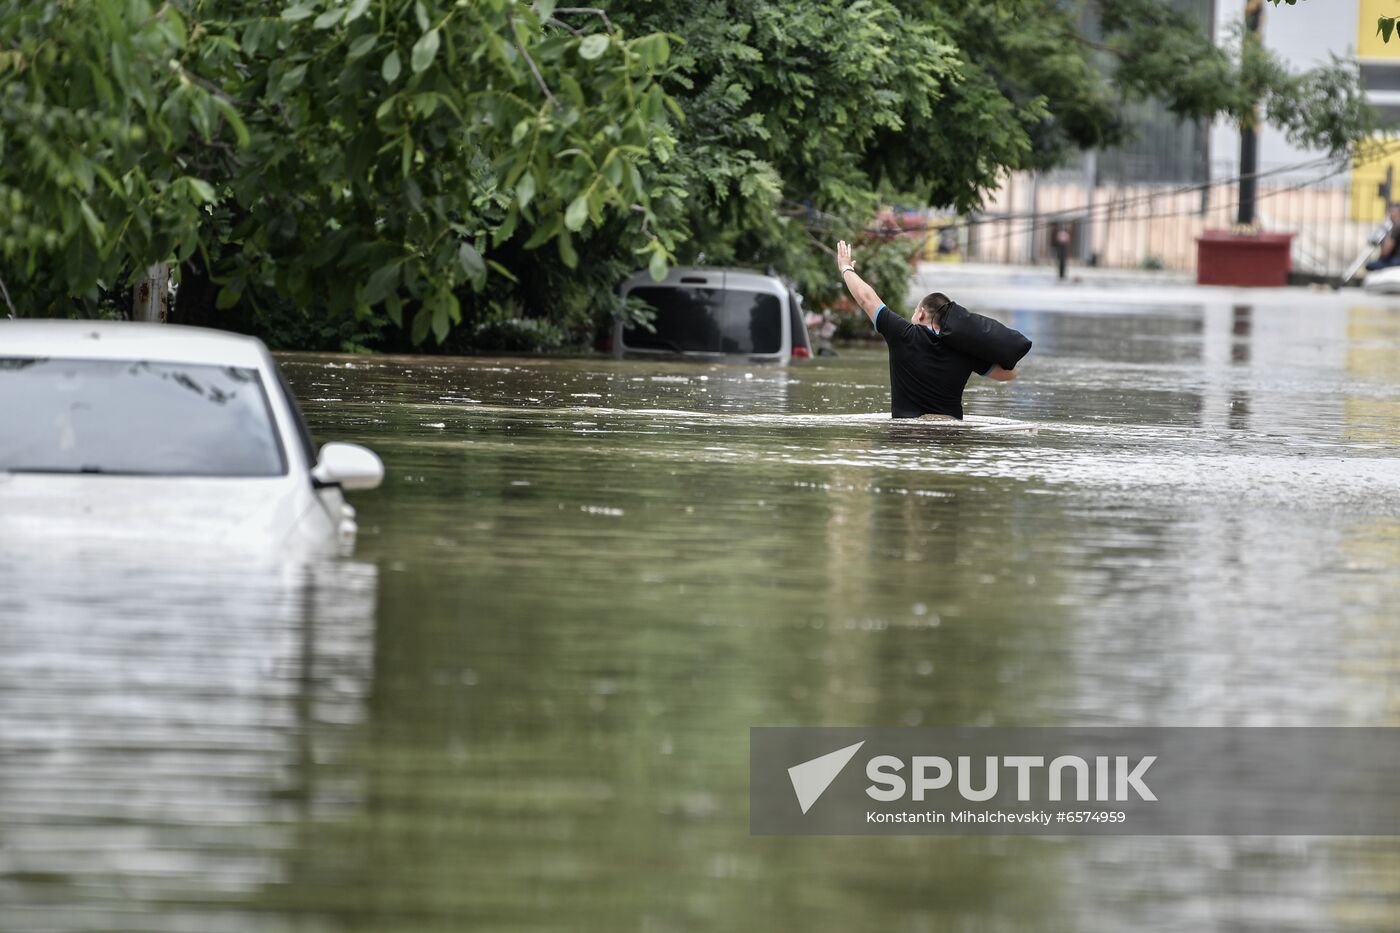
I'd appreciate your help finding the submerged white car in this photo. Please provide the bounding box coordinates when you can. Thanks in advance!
[0,320,383,553]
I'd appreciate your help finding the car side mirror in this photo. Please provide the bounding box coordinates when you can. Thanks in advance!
[312,442,384,491]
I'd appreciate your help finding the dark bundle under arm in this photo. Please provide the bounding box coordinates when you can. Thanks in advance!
[938,303,1032,370]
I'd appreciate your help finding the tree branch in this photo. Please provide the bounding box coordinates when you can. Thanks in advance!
[1066,31,1115,55]
[178,66,236,104]
[142,1,174,28]
[547,17,585,37]
[511,20,558,109]
[630,203,650,237]
[553,7,614,33]
[804,226,837,258]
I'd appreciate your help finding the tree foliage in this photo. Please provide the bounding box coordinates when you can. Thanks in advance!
[0,0,1381,347]
[2,0,678,340]
[0,2,228,310]
[1109,0,1376,153]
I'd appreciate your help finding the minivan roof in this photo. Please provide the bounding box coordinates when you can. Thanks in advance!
[621,267,789,295]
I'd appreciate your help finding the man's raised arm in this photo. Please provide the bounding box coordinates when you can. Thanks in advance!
[836,240,884,323]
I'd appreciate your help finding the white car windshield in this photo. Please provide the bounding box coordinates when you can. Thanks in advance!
[0,357,286,477]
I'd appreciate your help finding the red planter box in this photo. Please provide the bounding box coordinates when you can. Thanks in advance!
[1196,231,1293,287]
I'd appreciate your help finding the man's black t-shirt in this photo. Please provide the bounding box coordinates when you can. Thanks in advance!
[875,305,991,419]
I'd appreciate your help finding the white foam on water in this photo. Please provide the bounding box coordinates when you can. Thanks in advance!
[447,402,1053,435]
[428,403,1400,511]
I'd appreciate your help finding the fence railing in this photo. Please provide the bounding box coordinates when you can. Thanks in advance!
[907,158,1388,279]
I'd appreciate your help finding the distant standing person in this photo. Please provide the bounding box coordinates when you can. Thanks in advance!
[1054,224,1071,279]
[835,240,1017,420]
[1366,204,1400,271]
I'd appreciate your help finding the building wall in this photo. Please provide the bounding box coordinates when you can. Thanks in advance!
[1096,0,1213,185]
[1357,0,1398,60]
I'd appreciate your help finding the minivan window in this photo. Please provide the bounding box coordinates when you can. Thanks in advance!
[718,289,782,354]
[625,287,721,353]
[0,357,286,477]
[624,287,783,354]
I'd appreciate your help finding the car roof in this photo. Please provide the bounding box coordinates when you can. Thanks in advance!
[0,319,271,368]
[621,267,790,295]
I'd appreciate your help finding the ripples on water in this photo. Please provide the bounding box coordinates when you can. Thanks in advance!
[3,301,1400,931]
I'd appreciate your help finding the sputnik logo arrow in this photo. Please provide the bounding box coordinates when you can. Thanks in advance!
[787,741,865,814]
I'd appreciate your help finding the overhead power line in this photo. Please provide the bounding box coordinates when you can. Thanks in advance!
[783,142,1400,251]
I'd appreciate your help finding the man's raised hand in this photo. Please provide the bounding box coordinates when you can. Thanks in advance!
[836,240,883,319]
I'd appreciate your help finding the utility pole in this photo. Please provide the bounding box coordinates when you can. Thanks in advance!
[1026,172,1040,264]
[1236,0,1264,228]
[1081,150,1097,264]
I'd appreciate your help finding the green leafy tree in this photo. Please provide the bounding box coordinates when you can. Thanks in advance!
[604,0,1041,315]
[196,0,681,344]
[609,0,1375,315]
[2,0,679,343]
[0,1,236,316]
[0,0,1382,345]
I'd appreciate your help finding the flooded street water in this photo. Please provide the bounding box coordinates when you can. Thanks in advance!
[4,298,1400,931]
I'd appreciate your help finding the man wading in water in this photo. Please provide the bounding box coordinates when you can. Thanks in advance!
[836,239,1017,420]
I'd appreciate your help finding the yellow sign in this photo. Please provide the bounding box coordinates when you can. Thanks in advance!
[1351,142,1400,222]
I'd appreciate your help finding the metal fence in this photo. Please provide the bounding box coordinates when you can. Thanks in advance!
[916,157,1388,280]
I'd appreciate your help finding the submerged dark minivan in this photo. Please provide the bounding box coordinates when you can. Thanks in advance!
[612,267,812,363]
